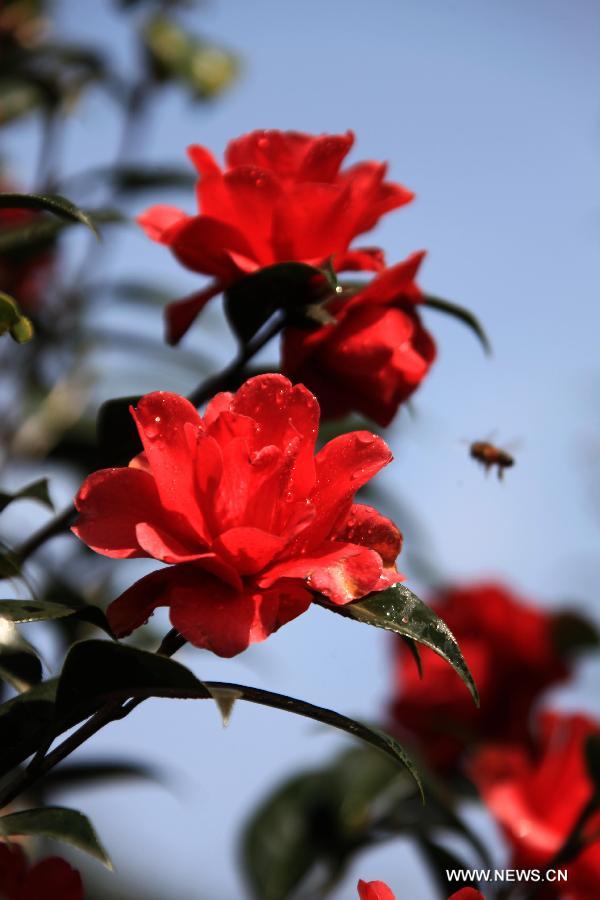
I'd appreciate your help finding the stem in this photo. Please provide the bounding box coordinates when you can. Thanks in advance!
[15,505,77,563]
[0,628,186,811]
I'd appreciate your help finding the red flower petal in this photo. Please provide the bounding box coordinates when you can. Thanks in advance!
[231,374,319,499]
[168,572,311,656]
[297,131,354,182]
[73,467,178,559]
[0,843,27,898]
[21,858,83,900]
[260,540,383,605]
[335,246,387,273]
[165,281,222,345]
[336,503,402,567]
[213,526,286,575]
[225,130,321,178]
[131,392,210,543]
[346,251,425,309]
[296,431,392,548]
[357,879,396,900]
[169,215,256,279]
[187,144,221,178]
[137,205,189,243]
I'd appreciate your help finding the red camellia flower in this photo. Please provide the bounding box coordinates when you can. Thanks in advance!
[138,129,414,343]
[471,711,600,898]
[73,374,403,657]
[390,583,568,771]
[357,880,395,900]
[282,251,435,426]
[0,843,84,900]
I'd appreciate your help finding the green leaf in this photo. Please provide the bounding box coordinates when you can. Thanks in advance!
[424,294,491,355]
[0,192,99,238]
[417,837,476,895]
[143,15,238,100]
[225,261,338,343]
[0,679,57,777]
[241,743,490,900]
[0,293,33,344]
[552,610,599,658]
[585,734,600,792]
[0,208,123,255]
[0,478,53,514]
[325,583,479,706]
[41,759,162,793]
[0,807,112,868]
[55,642,420,784]
[0,599,82,624]
[0,617,43,692]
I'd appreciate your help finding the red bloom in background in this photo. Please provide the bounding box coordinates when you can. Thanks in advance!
[357,880,395,900]
[74,375,403,657]
[283,252,435,426]
[0,843,83,900]
[0,182,54,312]
[448,888,485,900]
[138,129,414,343]
[390,583,568,771]
[472,711,600,899]
[448,892,485,899]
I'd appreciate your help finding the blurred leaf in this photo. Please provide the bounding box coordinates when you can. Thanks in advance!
[584,734,600,792]
[96,394,143,467]
[0,208,123,254]
[225,261,339,343]
[0,679,57,777]
[0,598,82,624]
[417,837,475,895]
[0,618,42,692]
[424,294,491,355]
[324,583,479,706]
[0,78,45,124]
[241,744,490,900]
[0,807,112,868]
[55,642,420,781]
[41,759,162,793]
[0,477,53,513]
[143,14,238,100]
[0,292,33,344]
[0,192,99,237]
[552,610,599,658]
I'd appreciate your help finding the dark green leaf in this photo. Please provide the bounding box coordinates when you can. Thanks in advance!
[325,583,479,706]
[0,617,43,692]
[225,261,338,343]
[585,734,600,792]
[0,807,111,868]
[0,478,53,514]
[417,837,475,894]
[56,642,419,783]
[552,610,599,658]
[241,743,491,900]
[0,599,81,624]
[41,759,162,793]
[424,294,491,355]
[0,193,99,238]
[0,679,57,777]
[96,394,142,466]
[0,293,33,344]
[0,208,123,254]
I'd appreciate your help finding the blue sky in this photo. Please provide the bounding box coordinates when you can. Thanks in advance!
[4,0,600,896]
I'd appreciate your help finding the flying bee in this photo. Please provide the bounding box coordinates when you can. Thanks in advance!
[470,440,515,480]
